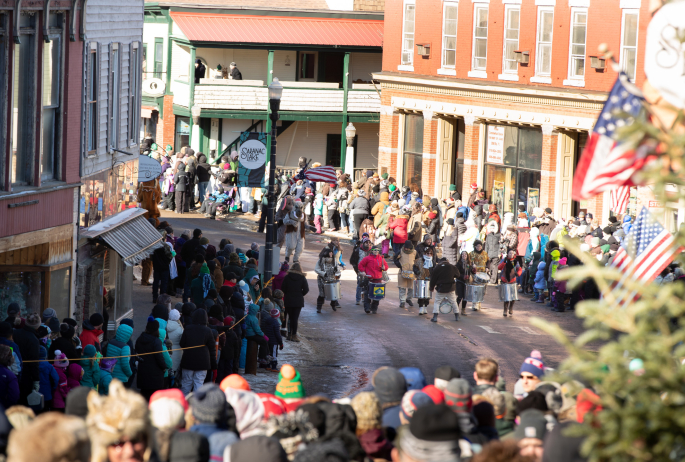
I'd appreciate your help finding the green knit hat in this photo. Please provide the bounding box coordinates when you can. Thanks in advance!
[449,184,457,191]
[389,184,397,192]
[200,263,210,275]
[381,173,389,180]
[275,364,305,399]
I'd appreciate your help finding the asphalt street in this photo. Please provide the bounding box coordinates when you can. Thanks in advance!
[151,209,585,397]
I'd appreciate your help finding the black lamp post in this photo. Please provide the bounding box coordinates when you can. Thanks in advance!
[264,78,283,284]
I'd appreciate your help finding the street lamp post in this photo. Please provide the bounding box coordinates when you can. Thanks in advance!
[344,122,356,177]
[264,78,283,284]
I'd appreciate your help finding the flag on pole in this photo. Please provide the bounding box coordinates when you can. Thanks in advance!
[611,207,682,284]
[610,185,631,215]
[305,165,337,184]
[572,73,646,201]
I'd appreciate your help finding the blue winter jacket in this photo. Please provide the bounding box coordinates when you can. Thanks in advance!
[534,262,547,290]
[38,346,59,401]
[190,424,239,460]
[260,316,283,350]
[99,368,113,395]
[245,304,264,337]
[106,324,133,382]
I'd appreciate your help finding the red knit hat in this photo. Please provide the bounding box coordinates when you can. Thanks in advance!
[257,393,287,419]
[149,388,189,411]
[422,384,445,405]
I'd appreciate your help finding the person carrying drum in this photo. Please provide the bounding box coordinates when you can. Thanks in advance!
[414,245,435,315]
[455,251,471,317]
[498,250,522,317]
[469,240,488,311]
[428,257,461,323]
[358,246,389,314]
[396,240,417,309]
[314,246,342,313]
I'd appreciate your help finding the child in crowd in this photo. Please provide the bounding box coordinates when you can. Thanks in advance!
[534,261,547,304]
[314,193,324,234]
[37,346,59,411]
[98,358,118,395]
[52,351,69,411]
[79,344,100,390]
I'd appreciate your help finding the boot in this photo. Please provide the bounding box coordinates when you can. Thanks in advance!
[406,299,414,307]
[316,304,323,313]
[286,334,292,341]
[341,226,349,234]
[399,302,405,309]
[291,335,301,342]
[331,302,338,312]
[503,303,508,317]
[431,313,438,323]
[471,303,478,311]
[454,312,460,321]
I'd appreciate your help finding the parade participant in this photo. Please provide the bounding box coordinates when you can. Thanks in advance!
[414,246,434,315]
[388,205,410,256]
[484,221,501,284]
[352,237,373,305]
[466,183,479,208]
[358,246,388,314]
[429,257,461,323]
[396,241,417,309]
[283,200,305,263]
[498,250,521,317]
[455,251,470,317]
[442,219,460,265]
[314,247,342,314]
[469,240,488,311]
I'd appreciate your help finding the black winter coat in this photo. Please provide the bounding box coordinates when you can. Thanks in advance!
[181,237,202,266]
[180,310,217,371]
[442,228,460,266]
[134,332,167,391]
[174,169,189,192]
[429,261,461,293]
[426,218,440,244]
[230,67,242,80]
[223,264,244,281]
[260,316,283,349]
[14,326,40,384]
[485,232,501,258]
[48,336,80,361]
[196,155,212,183]
[281,272,310,308]
[454,218,467,236]
[152,245,173,271]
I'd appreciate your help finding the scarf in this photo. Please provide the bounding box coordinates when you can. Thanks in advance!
[199,264,213,298]
[423,255,434,269]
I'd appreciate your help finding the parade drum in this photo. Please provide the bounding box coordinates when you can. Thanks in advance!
[439,300,453,314]
[413,280,432,299]
[466,284,486,303]
[324,281,342,302]
[499,283,519,302]
[475,272,490,284]
[368,282,386,300]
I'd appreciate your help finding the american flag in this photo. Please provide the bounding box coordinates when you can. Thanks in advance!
[572,73,647,201]
[611,207,682,284]
[305,165,337,184]
[610,185,631,215]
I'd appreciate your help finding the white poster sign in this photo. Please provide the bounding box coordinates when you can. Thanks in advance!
[487,126,505,165]
[137,155,162,181]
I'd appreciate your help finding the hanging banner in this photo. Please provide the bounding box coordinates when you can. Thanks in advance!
[137,155,162,181]
[486,126,505,164]
[237,132,267,187]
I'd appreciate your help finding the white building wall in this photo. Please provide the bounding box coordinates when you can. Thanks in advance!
[171,42,190,81]
[273,50,297,82]
[143,22,168,80]
[195,48,269,81]
[349,52,381,83]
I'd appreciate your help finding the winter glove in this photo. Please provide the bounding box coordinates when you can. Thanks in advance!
[279,344,284,350]
[359,272,366,278]
[263,335,269,342]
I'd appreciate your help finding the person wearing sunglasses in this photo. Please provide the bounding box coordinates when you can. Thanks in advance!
[518,351,545,396]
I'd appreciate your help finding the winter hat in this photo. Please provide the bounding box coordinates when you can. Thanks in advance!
[403,241,414,250]
[399,367,427,391]
[422,384,445,405]
[580,243,590,252]
[470,182,478,189]
[99,358,117,372]
[199,237,210,246]
[220,374,251,392]
[224,389,265,438]
[6,412,90,462]
[275,364,305,400]
[54,350,69,368]
[149,398,185,430]
[46,317,60,334]
[169,309,181,322]
[350,392,382,433]
[517,390,549,414]
[400,405,461,462]
[449,184,457,191]
[400,390,434,421]
[444,378,472,414]
[357,189,365,197]
[229,252,240,264]
[372,367,407,407]
[26,313,41,329]
[89,313,104,327]
[120,318,134,329]
[591,237,600,247]
[520,351,545,379]
[257,393,288,420]
[190,384,227,424]
[270,308,280,318]
[434,365,461,390]
[65,386,92,418]
[544,207,553,214]
[150,388,189,411]
[273,289,284,299]
[146,316,160,334]
[514,409,549,441]
[152,304,169,321]
[473,401,496,428]
[60,323,75,339]
[42,308,57,322]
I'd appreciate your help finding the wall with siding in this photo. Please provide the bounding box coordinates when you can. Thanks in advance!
[195,48,269,81]
[349,52,382,83]
[171,42,190,81]
[0,189,74,239]
[143,22,168,80]
[273,50,297,82]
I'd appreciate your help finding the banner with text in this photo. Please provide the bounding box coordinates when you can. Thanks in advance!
[486,126,505,164]
[237,132,267,188]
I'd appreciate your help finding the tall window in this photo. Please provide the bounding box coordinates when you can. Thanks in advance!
[129,44,139,145]
[620,9,639,81]
[299,52,316,80]
[472,5,488,71]
[568,8,587,80]
[502,5,520,74]
[11,14,37,186]
[0,14,7,189]
[154,37,163,78]
[87,44,98,154]
[402,114,423,189]
[442,3,458,68]
[109,45,119,150]
[535,7,554,77]
[401,0,415,65]
[41,13,64,182]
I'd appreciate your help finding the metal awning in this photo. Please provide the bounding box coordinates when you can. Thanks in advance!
[80,208,164,266]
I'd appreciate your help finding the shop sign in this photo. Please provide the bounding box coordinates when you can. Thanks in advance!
[137,155,163,181]
[237,132,268,188]
[487,126,505,164]
[649,201,663,208]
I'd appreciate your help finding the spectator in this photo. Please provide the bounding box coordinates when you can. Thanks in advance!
[179,309,217,395]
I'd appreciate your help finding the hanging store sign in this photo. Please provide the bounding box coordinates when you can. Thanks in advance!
[486,126,505,164]
[237,132,267,188]
[137,155,163,181]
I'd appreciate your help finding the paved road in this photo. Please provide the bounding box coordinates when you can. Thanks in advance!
[154,210,584,397]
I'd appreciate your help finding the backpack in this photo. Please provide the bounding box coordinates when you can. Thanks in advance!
[349,241,362,266]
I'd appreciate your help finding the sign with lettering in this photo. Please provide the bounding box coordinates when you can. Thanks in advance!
[644,2,685,109]
[649,201,663,208]
[137,155,162,181]
[486,126,505,164]
[237,132,267,187]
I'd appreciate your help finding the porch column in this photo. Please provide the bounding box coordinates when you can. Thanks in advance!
[421,110,437,197]
[340,52,350,170]
[461,115,481,200]
[378,105,398,179]
[540,124,558,212]
[266,50,274,164]
[188,46,196,148]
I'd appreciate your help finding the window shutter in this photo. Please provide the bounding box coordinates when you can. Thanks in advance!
[108,42,113,152]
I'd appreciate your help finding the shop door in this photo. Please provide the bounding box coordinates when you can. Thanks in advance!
[437,118,456,200]
[557,132,576,219]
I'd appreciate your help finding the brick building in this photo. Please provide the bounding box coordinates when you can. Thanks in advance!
[374,0,650,221]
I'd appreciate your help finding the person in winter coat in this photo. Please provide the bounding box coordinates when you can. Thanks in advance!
[106,323,134,385]
[314,247,342,313]
[281,263,309,342]
[48,322,80,361]
[191,264,215,306]
[461,221,479,253]
[407,204,424,246]
[455,252,471,317]
[174,162,189,214]
[533,261,547,303]
[454,212,467,236]
[425,211,441,244]
[484,221,502,284]
[358,246,389,314]
[441,220,460,266]
[80,312,104,352]
[498,250,522,317]
[388,208,410,256]
[469,240,488,311]
[223,253,245,281]
[0,345,19,409]
[135,318,168,401]
[244,304,270,365]
[429,257,461,323]
[179,309,217,394]
[313,193,324,234]
[413,245,435,316]
[167,310,184,376]
[79,344,100,390]
[350,190,371,239]
[52,351,69,410]
[487,204,501,228]
[66,363,83,396]
[440,199,458,240]
[14,313,41,403]
[152,233,174,303]
[98,358,117,395]
[195,153,212,206]
[500,224,518,255]
[396,241,417,309]
[283,201,306,263]
[547,249,561,307]
[188,383,239,459]
[216,317,240,383]
[260,305,283,372]
[37,346,58,409]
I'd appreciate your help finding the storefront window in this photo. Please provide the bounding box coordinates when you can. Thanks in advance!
[484,125,542,214]
[49,267,71,321]
[175,117,190,153]
[0,271,43,320]
[454,119,465,197]
[403,114,423,190]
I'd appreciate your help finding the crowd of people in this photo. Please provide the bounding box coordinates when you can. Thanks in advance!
[0,342,595,462]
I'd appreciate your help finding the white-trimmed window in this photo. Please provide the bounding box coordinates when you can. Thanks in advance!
[472,4,488,71]
[401,0,415,66]
[535,7,554,77]
[502,5,520,74]
[109,44,120,150]
[567,8,587,80]
[129,42,139,146]
[620,9,639,81]
[441,2,458,68]
[86,43,98,155]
